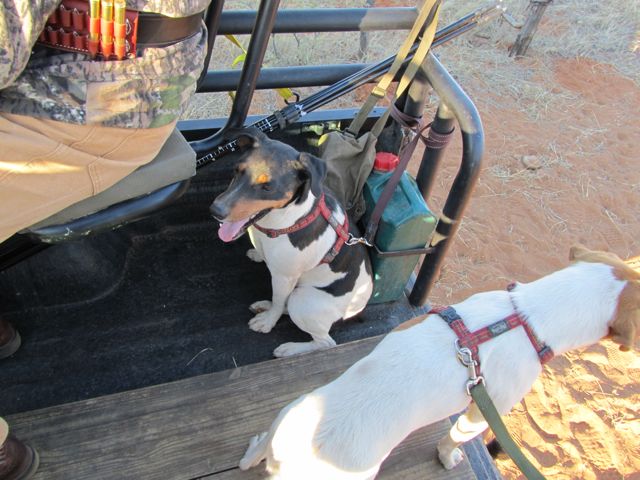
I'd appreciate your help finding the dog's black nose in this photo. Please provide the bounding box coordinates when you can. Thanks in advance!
[209,201,228,220]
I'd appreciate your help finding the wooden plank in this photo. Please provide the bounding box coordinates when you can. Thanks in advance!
[7,335,477,480]
[209,425,475,480]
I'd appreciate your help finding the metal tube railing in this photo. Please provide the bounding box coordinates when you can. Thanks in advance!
[416,103,456,202]
[218,7,418,34]
[408,53,484,305]
[197,2,502,94]
[191,0,281,156]
[196,0,226,91]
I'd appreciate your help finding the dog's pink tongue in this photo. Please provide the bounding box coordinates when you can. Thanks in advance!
[218,218,249,243]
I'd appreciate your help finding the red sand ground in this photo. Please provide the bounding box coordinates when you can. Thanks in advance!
[418,57,639,479]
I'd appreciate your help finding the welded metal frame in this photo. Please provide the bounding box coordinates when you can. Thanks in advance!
[191,0,281,157]
[409,53,484,305]
[218,7,418,34]
[191,1,422,156]
[1,2,485,305]
[185,3,485,306]
[196,3,498,94]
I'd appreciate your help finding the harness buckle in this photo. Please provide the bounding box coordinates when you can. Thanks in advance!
[439,306,461,325]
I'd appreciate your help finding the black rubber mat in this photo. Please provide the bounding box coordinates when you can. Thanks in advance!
[0,155,427,415]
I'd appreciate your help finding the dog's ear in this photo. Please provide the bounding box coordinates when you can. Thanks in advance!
[226,127,268,151]
[610,280,640,352]
[294,152,327,204]
[568,245,638,275]
[569,244,590,261]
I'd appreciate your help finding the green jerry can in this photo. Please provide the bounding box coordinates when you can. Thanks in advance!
[362,152,438,304]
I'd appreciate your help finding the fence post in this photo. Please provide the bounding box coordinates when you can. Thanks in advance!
[509,0,552,57]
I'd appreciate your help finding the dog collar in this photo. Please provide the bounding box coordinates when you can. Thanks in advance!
[430,285,554,379]
[253,193,350,264]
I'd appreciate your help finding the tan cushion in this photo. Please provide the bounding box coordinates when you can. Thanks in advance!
[30,129,195,229]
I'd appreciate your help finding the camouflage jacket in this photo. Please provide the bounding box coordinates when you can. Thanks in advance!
[0,1,210,128]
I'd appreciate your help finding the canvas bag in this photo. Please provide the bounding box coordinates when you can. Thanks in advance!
[320,0,442,222]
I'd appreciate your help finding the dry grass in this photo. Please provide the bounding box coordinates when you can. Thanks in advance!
[183,0,639,122]
[183,0,408,120]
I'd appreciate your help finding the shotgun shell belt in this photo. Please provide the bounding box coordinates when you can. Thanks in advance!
[36,0,202,60]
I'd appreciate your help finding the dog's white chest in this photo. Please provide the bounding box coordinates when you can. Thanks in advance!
[250,225,337,275]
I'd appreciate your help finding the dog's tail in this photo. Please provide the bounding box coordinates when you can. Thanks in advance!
[239,431,270,470]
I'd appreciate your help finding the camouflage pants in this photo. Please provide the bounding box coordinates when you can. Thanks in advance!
[0,113,175,243]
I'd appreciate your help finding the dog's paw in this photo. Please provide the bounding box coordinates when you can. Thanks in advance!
[438,446,464,470]
[246,249,264,263]
[274,338,335,357]
[249,311,279,333]
[273,342,305,357]
[249,300,272,314]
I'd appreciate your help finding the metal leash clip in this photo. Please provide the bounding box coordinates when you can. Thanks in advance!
[455,339,486,396]
[465,375,485,396]
[346,233,372,247]
[400,125,417,152]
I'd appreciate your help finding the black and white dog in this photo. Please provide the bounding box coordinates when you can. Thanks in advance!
[210,129,373,357]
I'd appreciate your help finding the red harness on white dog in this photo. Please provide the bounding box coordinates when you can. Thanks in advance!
[253,193,349,264]
[431,283,554,383]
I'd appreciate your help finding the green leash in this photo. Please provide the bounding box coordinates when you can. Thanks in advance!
[432,304,552,479]
[470,383,546,480]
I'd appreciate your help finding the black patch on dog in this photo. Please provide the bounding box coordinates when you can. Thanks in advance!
[286,191,337,251]
[285,155,331,250]
[318,195,372,298]
[295,152,326,205]
[287,209,329,251]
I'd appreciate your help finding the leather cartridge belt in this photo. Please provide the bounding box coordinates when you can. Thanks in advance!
[37,0,203,60]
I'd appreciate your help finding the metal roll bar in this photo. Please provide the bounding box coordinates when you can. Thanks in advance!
[186,2,490,306]
[218,7,418,34]
[408,53,484,305]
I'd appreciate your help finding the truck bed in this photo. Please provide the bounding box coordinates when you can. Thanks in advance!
[0,140,500,479]
[0,156,426,415]
[6,335,499,479]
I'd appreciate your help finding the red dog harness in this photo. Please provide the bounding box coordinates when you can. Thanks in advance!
[253,193,349,264]
[431,283,554,388]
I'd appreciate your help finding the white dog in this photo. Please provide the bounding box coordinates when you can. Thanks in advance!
[238,245,639,479]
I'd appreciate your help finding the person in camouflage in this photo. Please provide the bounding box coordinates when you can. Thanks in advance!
[0,2,210,478]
